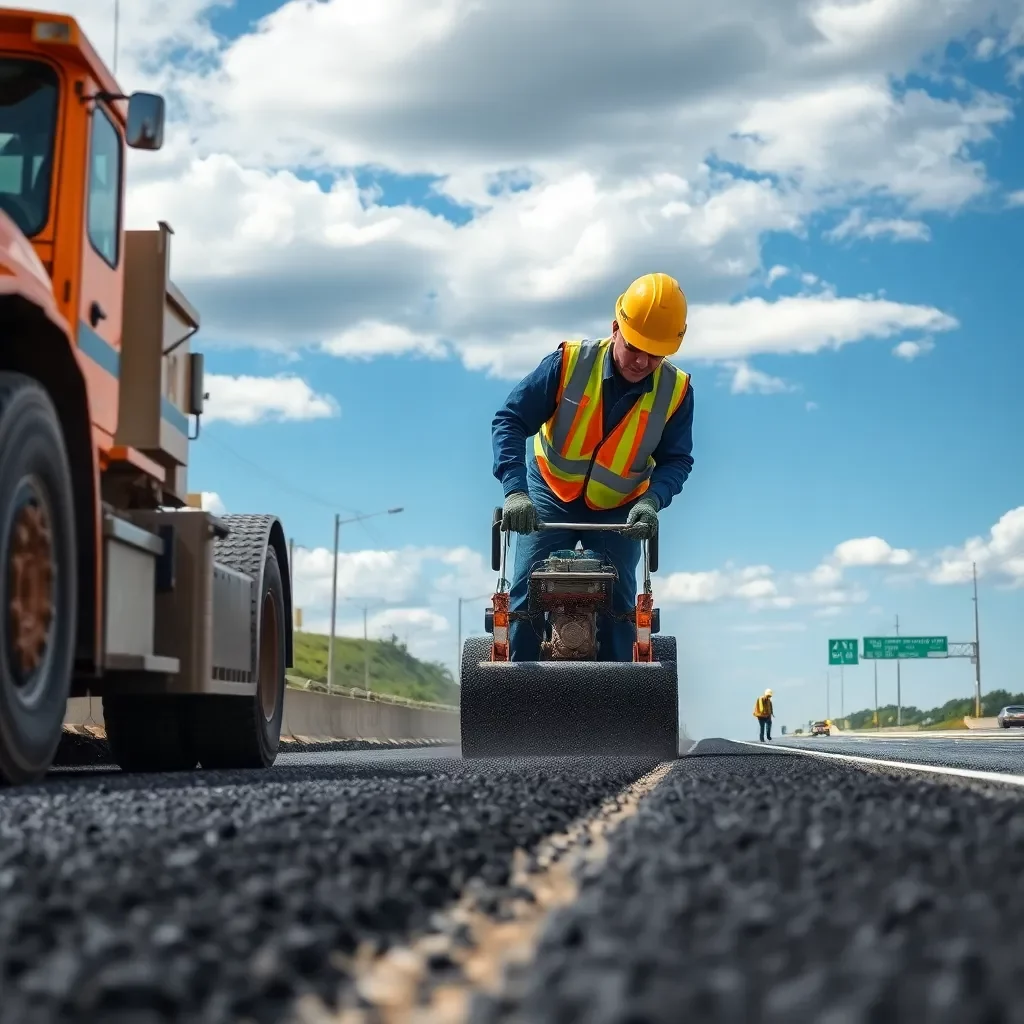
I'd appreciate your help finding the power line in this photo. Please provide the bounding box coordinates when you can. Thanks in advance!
[200,430,361,514]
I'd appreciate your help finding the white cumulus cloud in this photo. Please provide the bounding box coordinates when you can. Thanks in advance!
[724,361,797,395]
[203,374,339,425]
[832,537,914,567]
[893,338,936,360]
[827,209,931,242]
[29,0,1017,384]
[198,491,226,516]
[927,506,1024,586]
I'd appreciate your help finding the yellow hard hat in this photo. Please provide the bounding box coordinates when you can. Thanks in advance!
[615,273,688,358]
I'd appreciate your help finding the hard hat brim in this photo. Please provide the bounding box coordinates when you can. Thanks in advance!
[615,292,685,357]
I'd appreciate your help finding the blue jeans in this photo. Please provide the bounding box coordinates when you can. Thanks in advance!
[507,483,641,663]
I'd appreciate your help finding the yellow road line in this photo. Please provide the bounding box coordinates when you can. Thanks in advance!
[295,761,675,1023]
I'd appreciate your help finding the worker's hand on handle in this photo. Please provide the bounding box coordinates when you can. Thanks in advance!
[621,494,660,540]
[502,491,539,534]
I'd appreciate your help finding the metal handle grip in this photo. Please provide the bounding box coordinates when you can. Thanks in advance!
[535,521,630,533]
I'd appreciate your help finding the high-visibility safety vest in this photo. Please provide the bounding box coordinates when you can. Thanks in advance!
[754,696,773,718]
[533,337,690,510]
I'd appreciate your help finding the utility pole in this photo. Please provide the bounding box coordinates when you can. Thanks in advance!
[826,671,830,720]
[973,561,982,718]
[363,605,369,692]
[895,613,902,727]
[325,507,404,695]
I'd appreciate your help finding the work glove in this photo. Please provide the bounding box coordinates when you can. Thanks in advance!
[621,494,660,540]
[501,491,539,534]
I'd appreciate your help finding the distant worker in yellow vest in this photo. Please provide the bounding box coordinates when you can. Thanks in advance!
[754,689,774,742]
[491,272,695,661]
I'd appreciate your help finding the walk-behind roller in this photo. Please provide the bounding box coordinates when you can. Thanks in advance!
[459,510,679,759]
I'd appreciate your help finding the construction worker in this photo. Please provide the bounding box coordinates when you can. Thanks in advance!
[491,272,695,662]
[754,689,774,741]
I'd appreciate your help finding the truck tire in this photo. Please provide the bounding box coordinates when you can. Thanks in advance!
[191,533,286,769]
[0,373,77,785]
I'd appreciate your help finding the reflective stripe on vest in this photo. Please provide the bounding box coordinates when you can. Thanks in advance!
[533,338,690,510]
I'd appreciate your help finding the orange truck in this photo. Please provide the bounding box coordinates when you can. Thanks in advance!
[0,8,293,784]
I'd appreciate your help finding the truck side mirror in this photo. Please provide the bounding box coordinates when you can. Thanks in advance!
[126,92,165,151]
[188,352,205,416]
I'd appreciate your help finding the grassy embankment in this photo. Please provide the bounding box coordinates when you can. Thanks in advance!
[287,630,459,706]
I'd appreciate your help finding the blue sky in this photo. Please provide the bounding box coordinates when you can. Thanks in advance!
[46,0,1024,737]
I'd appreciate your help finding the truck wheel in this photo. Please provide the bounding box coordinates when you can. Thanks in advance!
[191,541,286,769]
[0,374,77,786]
[102,694,198,772]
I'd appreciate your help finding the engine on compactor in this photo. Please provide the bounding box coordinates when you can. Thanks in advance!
[528,549,618,660]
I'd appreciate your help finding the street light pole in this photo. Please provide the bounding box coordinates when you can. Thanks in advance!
[326,506,404,695]
[973,561,982,719]
[327,514,339,694]
[840,665,844,720]
[826,671,830,720]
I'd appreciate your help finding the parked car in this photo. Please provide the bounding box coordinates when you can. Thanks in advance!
[811,720,831,737]
[997,706,1024,728]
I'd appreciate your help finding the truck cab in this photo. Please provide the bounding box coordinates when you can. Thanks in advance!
[0,9,292,785]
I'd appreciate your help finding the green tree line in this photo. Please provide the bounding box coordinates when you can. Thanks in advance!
[839,690,1024,730]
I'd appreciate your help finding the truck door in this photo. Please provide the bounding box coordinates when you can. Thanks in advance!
[76,96,124,446]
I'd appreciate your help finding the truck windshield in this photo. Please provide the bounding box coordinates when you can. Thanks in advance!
[0,58,58,238]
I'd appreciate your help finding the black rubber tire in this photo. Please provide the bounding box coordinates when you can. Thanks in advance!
[0,373,77,785]
[103,694,198,772]
[190,542,286,769]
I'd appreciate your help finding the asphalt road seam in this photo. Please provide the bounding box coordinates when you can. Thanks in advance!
[292,761,675,1024]
[739,740,1024,787]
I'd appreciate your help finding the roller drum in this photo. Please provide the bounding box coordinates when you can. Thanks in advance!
[459,636,679,760]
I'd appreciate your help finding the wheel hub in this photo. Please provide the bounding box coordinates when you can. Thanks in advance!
[8,496,54,682]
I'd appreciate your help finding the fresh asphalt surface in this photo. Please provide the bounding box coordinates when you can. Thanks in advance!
[775,730,1024,774]
[4,735,1024,1021]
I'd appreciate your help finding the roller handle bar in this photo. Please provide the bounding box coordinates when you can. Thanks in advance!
[491,509,658,588]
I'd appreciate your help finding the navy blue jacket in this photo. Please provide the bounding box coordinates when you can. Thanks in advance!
[491,343,695,512]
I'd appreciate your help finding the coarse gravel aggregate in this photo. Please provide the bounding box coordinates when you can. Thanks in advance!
[0,750,659,1024]
[471,739,1024,1024]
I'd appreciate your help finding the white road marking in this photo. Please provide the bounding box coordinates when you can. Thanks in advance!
[735,740,1024,788]
[794,731,1024,741]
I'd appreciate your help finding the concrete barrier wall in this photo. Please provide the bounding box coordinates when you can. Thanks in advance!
[65,689,461,741]
[964,716,999,730]
[281,689,459,740]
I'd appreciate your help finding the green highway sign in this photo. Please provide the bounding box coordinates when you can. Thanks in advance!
[828,638,859,665]
[862,636,948,659]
